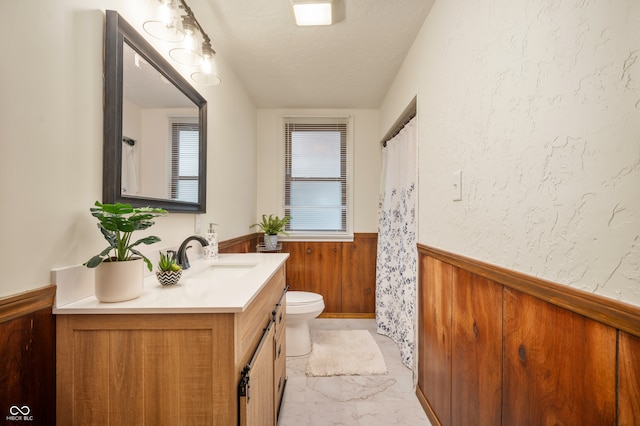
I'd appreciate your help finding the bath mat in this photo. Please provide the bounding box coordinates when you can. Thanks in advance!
[306,330,388,377]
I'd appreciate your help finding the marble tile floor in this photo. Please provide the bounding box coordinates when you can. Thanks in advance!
[277,318,432,426]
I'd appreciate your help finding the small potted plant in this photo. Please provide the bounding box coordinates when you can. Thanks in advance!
[84,201,167,302]
[156,250,182,286]
[250,214,291,250]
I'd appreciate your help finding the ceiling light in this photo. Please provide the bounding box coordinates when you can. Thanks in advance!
[291,0,333,26]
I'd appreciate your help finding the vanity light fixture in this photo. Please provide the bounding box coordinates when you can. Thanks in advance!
[191,42,221,86]
[143,0,184,42]
[290,0,333,26]
[144,0,221,86]
[169,15,203,66]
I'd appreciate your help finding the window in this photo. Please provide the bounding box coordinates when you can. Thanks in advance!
[170,117,199,203]
[284,116,352,238]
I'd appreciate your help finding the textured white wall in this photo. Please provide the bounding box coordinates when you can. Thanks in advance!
[382,0,640,305]
[0,0,257,297]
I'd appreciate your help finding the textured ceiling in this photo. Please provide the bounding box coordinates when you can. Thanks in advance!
[189,0,435,108]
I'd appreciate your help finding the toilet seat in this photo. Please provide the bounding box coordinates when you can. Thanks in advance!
[286,291,324,315]
[287,291,323,305]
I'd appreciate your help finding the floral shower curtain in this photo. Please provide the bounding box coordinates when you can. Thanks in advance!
[376,116,417,370]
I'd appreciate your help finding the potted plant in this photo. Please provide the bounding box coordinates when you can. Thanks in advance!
[156,250,182,286]
[84,201,167,302]
[250,214,291,250]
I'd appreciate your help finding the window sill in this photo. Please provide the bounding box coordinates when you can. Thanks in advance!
[280,233,354,243]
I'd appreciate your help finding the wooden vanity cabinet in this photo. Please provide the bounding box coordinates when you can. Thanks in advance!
[56,265,287,426]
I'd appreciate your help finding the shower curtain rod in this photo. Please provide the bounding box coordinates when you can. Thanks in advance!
[382,112,416,147]
[380,97,417,147]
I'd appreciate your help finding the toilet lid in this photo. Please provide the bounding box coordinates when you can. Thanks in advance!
[287,291,323,305]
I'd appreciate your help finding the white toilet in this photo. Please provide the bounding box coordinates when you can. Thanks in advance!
[286,291,325,357]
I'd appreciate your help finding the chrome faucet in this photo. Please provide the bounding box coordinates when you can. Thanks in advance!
[176,235,209,270]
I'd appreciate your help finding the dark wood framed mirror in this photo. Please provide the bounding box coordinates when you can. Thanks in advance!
[103,10,207,213]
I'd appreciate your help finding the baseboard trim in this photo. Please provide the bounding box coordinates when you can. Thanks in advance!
[416,387,441,426]
[418,244,640,338]
[0,285,56,324]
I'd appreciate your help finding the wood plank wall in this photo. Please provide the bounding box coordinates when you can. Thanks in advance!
[0,285,56,423]
[220,233,378,317]
[282,233,378,317]
[417,244,640,426]
[218,233,260,254]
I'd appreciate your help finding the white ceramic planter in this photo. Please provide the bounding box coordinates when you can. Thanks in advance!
[94,258,144,303]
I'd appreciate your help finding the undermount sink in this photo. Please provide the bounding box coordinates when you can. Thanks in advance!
[188,262,259,281]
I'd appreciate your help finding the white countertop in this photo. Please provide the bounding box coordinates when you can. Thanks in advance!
[52,253,289,314]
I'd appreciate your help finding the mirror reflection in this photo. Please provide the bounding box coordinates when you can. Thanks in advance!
[122,42,200,202]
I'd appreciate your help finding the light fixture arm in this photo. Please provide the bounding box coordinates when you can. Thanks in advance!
[144,0,221,86]
[177,0,215,54]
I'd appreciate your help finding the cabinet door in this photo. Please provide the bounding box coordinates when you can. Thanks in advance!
[57,322,225,425]
[341,234,377,313]
[240,323,276,426]
[305,242,342,313]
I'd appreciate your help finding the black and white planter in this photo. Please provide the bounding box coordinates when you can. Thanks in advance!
[156,270,182,286]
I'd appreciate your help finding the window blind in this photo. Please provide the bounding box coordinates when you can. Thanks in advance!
[284,116,350,234]
[170,117,199,203]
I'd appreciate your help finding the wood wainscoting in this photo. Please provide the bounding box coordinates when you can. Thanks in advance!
[220,232,378,317]
[0,285,56,423]
[417,245,640,426]
[219,233,261,254]
[282,233,378,317]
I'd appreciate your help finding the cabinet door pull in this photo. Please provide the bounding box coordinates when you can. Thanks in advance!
[277,377,282,392]
[307,248,311,254]
[277,344,282,359]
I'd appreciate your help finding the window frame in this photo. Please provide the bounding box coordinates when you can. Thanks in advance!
[282,116,354,241]
[169,117,200,203]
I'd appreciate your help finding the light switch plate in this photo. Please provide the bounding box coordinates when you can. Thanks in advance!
[452,170,462,201]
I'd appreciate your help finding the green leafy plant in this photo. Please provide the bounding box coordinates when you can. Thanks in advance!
[157,251,181,272]
[250,214,292,236]
[84,201,167,271]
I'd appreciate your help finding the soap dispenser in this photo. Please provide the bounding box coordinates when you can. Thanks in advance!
[204,223,218,262]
